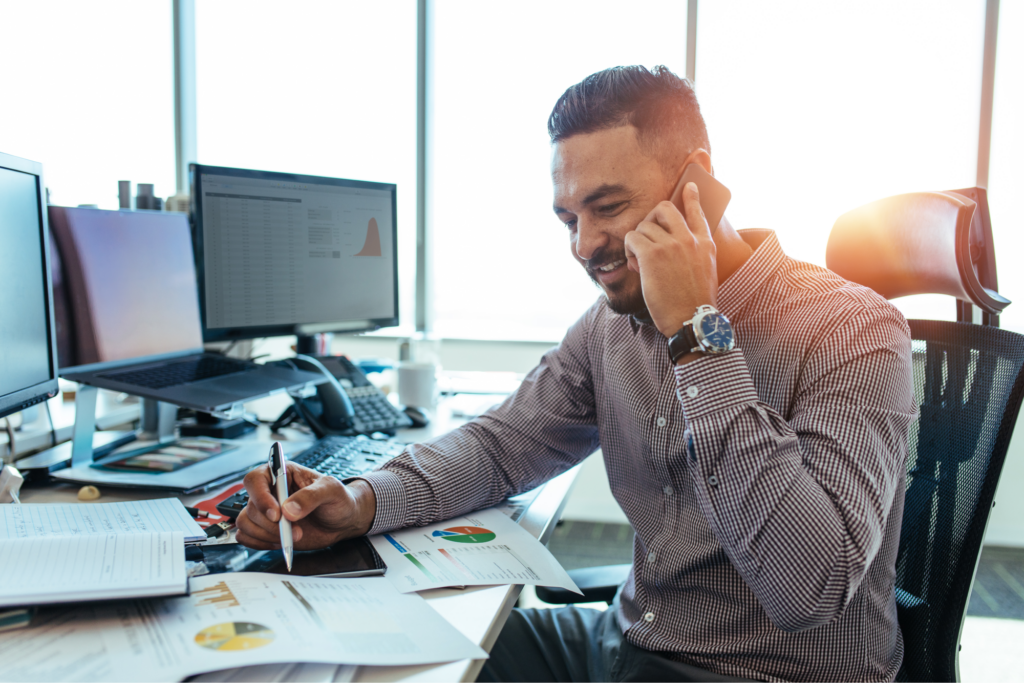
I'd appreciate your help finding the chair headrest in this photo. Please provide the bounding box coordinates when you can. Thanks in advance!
[827,191,1009,315]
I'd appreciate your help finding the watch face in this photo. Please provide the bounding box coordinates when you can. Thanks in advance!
[698,312,735,352]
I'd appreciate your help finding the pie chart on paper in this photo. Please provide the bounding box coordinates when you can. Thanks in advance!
[432,526,496,544]
[195,622,276,651]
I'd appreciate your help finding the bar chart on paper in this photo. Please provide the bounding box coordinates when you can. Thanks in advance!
[355,217,382,257]
[193,581,241,609]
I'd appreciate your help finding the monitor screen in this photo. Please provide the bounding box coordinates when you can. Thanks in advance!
[0,152,59,419]
[191,164,399,341]
[48,207,204,373]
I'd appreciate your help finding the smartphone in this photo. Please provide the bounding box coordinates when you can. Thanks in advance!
[669,163,732,235]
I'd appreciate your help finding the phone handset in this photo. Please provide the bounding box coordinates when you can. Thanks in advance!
[290,354,356,435]
[668,163,732,236]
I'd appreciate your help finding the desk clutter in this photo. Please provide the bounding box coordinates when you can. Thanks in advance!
[0,487,575,681]
[0,151,542,682]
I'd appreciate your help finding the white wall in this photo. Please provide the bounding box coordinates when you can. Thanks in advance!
[985,430,1024,548]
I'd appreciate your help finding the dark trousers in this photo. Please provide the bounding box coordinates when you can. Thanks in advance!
[478,605,755,682]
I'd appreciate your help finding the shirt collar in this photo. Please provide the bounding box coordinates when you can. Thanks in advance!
[627,228,786,332]
[716,229,787,323]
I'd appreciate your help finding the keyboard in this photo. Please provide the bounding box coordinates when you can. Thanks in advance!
[100,355,251,390]
[347,385,414,433]
[216,435,406,519]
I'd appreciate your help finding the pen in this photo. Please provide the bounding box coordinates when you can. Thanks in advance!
[269,442,294,571]
[184,506,210,519]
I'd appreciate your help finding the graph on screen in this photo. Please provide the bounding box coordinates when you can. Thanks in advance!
[355,217,382,257]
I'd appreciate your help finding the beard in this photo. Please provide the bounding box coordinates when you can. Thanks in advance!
[584,253,650,319]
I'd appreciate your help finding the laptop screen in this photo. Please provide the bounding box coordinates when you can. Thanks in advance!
[49,207,204,372]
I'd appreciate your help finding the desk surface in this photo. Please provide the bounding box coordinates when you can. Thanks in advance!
[17,394,580,683]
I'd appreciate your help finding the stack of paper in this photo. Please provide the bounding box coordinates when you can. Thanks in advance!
[0,499,203,608]
[0,573,487,682]
[0,499,206,543]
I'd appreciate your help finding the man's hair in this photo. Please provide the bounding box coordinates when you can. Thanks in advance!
[547,65,710,167]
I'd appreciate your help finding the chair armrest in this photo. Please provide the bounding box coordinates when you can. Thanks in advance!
[535,564,632,605]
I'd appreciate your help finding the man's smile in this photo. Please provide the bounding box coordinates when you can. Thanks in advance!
[587,257,628,285]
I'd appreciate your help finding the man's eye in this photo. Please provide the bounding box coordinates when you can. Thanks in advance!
[598,202,626,214]
[563,219,577,230]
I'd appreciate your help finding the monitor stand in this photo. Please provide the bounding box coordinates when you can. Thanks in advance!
[16,387,175,478]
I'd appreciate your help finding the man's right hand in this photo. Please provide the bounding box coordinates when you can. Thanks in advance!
[234,463,377,550]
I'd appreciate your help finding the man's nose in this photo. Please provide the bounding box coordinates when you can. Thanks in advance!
[574,219,608,262]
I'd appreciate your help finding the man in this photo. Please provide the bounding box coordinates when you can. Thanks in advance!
[237,65,916,682]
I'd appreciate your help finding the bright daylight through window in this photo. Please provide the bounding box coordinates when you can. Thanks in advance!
[195,0,418,331]
[696,0,986,324]
[429,0,689,342]
[0,1,175,209]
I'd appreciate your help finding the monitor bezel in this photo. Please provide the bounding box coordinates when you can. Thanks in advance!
[190,163,400,342]
[0,151,60,420]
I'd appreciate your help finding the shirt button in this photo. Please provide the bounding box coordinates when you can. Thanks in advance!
[644,612,655,623]
[655,416,667,427]
[647,551,656,563]
[708,474,720,487]
[686,386,699,398]
[663,485,674,496]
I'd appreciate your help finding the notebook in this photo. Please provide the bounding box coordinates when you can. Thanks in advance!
[0,531,186,608]
[0,499,200,608]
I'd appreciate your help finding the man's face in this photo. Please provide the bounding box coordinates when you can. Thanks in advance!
[552,126,673,316]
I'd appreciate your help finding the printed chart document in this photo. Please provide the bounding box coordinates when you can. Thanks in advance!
[0,573,487,682]
[370,507,581,594]
[0,498,205,543]
[192,662,355,682]
[0,531,186,608]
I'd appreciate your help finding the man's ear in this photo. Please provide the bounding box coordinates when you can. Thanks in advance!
[674,149,713,184]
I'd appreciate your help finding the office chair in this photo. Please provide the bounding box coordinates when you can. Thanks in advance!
[536,188,1024,683]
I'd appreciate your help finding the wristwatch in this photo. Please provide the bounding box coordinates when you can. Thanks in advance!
[667,305,735,363]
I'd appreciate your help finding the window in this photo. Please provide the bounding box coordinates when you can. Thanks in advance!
[428,1,689,341]
[195,0,418,330]
[696,0,986,322]
[0,1,175,208]
[987,1,1023,333]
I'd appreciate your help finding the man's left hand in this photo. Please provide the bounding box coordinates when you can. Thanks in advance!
[624,181,718,338]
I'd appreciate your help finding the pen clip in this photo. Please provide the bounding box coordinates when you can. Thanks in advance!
[268,445,280,485]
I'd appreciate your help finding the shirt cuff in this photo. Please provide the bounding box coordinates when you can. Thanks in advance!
[673,349,759,420]
[356,470,409,536]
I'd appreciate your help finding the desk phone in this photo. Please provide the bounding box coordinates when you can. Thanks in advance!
[273,356,413,437]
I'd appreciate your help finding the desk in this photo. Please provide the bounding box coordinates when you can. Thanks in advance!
[18,393,580,683]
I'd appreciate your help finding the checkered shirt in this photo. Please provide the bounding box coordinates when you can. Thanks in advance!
[361,229,916,682]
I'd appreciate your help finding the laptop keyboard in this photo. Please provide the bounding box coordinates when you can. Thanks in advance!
[99,356,252,390]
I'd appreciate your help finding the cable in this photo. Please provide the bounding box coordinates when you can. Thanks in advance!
[2,418,15,462]
[44,400,57,446]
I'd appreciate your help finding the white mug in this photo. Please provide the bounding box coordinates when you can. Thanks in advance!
[398,362,438,409]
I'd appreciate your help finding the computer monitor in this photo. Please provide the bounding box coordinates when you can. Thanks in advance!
[190,163,399,342]
[48,206,205,373]
[0,152,60,420]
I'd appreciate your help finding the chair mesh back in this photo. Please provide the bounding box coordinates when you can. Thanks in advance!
[897,321,1024,682]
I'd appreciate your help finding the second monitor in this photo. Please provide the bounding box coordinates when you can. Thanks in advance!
[190,164,399,342]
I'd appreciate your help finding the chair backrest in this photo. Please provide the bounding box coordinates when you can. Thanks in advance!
[897,321,1024,681]
[827,189,1024,682]
[828,188,1010,324]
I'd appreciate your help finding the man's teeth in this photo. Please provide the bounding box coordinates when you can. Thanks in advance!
[598,259,625,272]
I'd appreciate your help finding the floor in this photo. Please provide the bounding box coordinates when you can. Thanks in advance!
[526,521,1024,681]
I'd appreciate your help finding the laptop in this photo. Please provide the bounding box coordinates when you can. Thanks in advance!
[49,206,324,413]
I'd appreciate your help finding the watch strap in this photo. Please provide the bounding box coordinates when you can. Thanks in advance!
[668,322,701,363]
